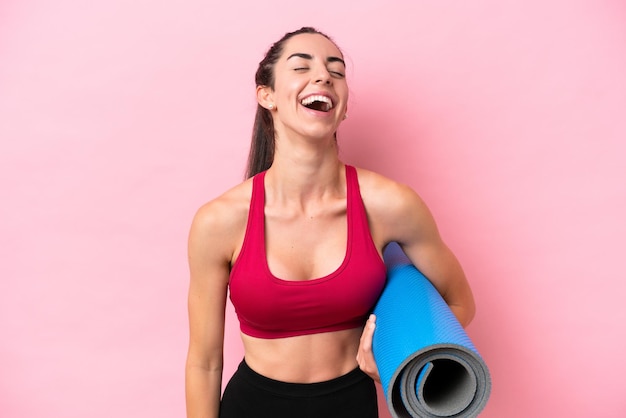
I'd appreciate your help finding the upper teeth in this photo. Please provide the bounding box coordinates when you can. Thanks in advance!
[301,95,333,109]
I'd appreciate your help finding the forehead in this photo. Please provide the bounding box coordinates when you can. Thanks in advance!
[280,33,343,61]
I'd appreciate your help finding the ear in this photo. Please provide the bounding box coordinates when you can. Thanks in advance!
[256,85,275,110]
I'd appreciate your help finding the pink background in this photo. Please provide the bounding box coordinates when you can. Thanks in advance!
[2,1,625,417]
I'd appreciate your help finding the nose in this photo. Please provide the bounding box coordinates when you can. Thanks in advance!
[314,67,332,85]
[315,75,331,84]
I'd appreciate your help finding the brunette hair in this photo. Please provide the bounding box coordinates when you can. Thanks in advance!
[245,27,336,178]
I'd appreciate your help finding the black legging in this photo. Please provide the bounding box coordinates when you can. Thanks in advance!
[219,360,379,418]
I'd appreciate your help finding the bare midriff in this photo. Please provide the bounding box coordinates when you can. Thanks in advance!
[240,327,363,383]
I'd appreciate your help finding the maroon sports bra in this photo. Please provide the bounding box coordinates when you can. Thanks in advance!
[228,165,387,339]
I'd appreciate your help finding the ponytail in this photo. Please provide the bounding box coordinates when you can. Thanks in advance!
[245,105,275,178]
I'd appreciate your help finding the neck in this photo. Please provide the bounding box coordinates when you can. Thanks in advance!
[265,133,344,205]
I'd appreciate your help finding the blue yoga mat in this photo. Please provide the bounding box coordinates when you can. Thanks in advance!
[373,243,491,418]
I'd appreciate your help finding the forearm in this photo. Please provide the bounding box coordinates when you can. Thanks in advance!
[185,366,222,418]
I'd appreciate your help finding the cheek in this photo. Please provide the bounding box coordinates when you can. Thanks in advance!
[336,82,349,100]
[273,83,304,118]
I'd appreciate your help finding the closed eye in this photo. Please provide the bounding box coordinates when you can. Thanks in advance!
[293,67,344,77]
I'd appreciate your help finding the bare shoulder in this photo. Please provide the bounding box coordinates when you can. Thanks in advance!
[354,167,428,216]
[192,180,252,230]
[189,179,253,263]
[353,167,436,244]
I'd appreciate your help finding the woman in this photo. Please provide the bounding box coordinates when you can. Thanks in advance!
[185,27,475,418]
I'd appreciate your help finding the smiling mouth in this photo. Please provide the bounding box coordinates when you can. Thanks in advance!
[301,95,334,112]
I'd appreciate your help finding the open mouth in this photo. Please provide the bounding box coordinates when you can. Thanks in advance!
[301,95,334,112]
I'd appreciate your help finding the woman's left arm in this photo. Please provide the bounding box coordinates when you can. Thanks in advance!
[377,179,475,326]
[356,175,476,380]
[398,186,475,325]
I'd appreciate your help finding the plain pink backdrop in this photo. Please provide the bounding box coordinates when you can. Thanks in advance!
[2,1,625,417]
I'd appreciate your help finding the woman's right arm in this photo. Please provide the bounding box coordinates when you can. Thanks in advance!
[185,201,233,418]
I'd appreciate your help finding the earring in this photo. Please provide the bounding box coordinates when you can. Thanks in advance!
[268,104,274,110]
[343,113,348,120]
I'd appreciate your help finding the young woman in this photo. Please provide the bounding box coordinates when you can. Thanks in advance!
[185,27,476,418]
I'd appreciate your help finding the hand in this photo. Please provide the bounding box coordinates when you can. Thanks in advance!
[356,314,380,382]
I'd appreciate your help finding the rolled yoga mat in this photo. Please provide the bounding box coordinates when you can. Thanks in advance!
[372,242,491,418]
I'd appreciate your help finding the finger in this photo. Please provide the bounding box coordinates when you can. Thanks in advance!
[361,314,376,351]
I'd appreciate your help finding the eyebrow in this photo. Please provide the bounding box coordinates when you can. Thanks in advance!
[287,53,345,66]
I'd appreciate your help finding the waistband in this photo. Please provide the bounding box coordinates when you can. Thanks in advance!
[235,359,370,397]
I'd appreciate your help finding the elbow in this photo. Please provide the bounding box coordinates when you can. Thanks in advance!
[462,303,476,328]
[450,297,476,328]
[458,282,477,327]
[186,354,224,374]
[460,294,476,328]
